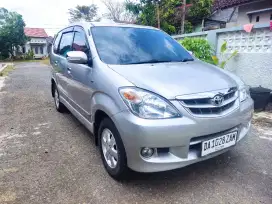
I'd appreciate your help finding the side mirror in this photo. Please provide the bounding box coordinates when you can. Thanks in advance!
[67,51,88,64]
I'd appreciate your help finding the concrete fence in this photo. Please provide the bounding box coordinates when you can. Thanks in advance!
[0,64,7,73]
[172,23,272,89]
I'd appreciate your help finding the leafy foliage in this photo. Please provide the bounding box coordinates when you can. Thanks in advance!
[187,0,213,20]
[0,8,28,59]
[68,5,98,23]
[179,37,214,64]
[126,0,180,34]
[24,50,34,60]
[212,41,238,68]
[125,0,213,34]
[184,20,193,33]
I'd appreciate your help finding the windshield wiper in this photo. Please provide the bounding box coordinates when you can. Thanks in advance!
[180,58,194,62]
[126,60,177,65]
[125,58,194,65]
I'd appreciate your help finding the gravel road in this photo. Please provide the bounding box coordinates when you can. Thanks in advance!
[0,62,271,204]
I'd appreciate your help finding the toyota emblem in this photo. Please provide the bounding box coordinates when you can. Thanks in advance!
[211,94,224,106]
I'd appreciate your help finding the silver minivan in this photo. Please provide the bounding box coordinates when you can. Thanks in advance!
[50,22,253,180]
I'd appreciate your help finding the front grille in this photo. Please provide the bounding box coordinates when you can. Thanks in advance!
[189,101,235,115]
[224,91,235,100]
[178,87,239,116]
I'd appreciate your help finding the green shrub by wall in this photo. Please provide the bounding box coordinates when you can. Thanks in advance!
[179,37,214,64]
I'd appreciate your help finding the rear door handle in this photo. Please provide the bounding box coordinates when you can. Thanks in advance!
[54,61,58,66]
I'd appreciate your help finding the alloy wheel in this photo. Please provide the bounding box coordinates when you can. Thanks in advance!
[54,88,60,108]
[101,128,118,168]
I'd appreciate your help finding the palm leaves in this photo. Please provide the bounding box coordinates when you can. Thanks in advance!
[68,5,98,23]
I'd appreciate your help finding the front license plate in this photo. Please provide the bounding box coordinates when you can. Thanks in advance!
[201,132,237,157]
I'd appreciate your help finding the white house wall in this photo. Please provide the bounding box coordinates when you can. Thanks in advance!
[24,37,48,58]
[227,0,272,27]
[217,27,272,89]
[29,37,47,44]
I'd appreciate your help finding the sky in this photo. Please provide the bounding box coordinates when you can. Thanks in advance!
[1,0,125,36]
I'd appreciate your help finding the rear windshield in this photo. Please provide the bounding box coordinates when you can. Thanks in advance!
[91,26,193,65]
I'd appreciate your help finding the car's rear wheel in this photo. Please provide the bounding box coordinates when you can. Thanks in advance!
[98,118,129,180]
[53,85,66,113]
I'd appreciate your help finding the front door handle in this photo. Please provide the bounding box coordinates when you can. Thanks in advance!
[54,61,58,66]
[67,67,71,74]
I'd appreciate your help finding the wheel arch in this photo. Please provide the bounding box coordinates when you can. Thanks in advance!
[91,92,125,146]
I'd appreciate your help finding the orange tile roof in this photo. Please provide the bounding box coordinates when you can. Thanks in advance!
[24,27,48,38]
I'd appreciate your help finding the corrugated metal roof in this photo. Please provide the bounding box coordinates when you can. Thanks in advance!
[213,0,262,10]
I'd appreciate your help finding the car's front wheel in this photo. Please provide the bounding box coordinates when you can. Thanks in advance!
[98,118,129,180]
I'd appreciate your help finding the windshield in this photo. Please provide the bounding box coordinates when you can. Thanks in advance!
[91,26,194,65]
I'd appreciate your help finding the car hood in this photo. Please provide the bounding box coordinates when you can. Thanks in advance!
[108,61,238,99]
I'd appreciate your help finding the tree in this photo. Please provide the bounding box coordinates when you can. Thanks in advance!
[187,0,213,20]
[68,5,98,23]
[0,8,28,58]
[125,0,213,34]
[102,0,136,23]
[126,0,156,27]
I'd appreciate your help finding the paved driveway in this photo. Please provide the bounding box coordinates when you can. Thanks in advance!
[0,63,271,204]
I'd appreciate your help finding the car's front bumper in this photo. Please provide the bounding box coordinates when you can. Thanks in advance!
[111,98,254,172]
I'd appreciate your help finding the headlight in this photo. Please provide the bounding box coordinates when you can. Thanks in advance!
[239,86,250,102]
[119,87,181,119]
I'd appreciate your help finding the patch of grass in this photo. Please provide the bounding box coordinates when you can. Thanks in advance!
[0,58,50,66]
[40,58,50,66]
[0,65,15,77]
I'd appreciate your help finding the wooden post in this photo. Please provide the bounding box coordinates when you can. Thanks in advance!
[180,0,186,34]
[156,1,160,29]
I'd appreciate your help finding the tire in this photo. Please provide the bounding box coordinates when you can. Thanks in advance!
[53,85,66,113]
[98,118,129,180]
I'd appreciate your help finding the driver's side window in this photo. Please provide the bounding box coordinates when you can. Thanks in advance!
[72,27,91,57]
[59,32,74,57]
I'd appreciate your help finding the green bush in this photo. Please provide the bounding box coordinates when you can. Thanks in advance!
[179,37,214,64]
[184,21,193,34]
[161,22,176,35]
[24,50,34,60]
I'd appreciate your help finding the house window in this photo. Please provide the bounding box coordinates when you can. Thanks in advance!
[270,14,272,20]
[256,16,260,22]
[40,47,43,54]
[22,46,26,53]
[35,47,39,54]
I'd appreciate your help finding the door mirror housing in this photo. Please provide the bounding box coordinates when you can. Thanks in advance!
[67,51,88,64]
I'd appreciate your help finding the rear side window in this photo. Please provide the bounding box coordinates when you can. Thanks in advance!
[59,32,74,57]
[53,33,61,54]
[72,30,89,56]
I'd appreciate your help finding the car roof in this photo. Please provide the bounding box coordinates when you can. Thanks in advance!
[69,21,158,31]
